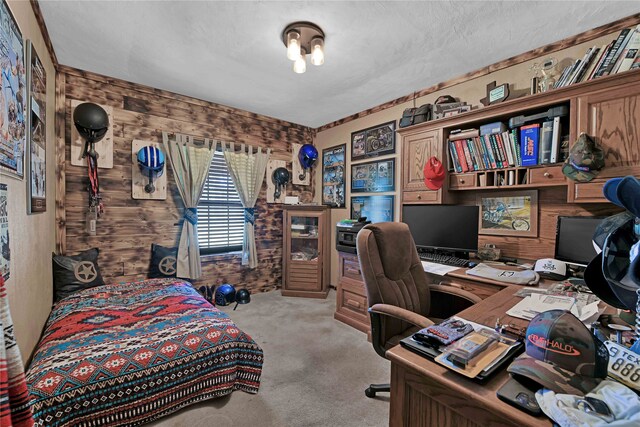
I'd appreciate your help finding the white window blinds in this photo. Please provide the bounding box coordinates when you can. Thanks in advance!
[197,151,244,254]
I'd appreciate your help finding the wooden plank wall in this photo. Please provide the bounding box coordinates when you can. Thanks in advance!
[58,66,315,292]
[454,187,620,260]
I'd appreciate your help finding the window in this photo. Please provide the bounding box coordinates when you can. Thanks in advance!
[197,151,244,254]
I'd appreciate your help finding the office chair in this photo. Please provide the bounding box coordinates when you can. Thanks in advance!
[357,222,481,398]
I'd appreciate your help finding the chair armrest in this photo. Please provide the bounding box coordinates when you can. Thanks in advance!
[369,303,434,329]
[427,284,482,319]
[429,285,482,304]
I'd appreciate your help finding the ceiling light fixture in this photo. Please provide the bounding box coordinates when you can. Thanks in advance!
[282,22,324,73]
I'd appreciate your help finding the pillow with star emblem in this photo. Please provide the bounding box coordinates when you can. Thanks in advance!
[52,248,105,302]
[149,244,178,278]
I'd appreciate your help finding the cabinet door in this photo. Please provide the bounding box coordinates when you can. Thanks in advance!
[402,129,443,204]
[570,86,640,202]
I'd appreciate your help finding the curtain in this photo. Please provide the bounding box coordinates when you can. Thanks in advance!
[223,143,271,268]
[162,133,215,279]
[0,277,35,427]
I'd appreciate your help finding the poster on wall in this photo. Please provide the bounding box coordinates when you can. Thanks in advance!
[350,121,395,161]
[350,195,394,223]
[351,158,395,193]
[476,190,538,237]
[0,0,26,179]
[0,183,9,280]
[27,40,46,213]
[321,144,345,208]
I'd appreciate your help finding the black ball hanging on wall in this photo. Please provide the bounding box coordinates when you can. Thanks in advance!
[272,167,290,199]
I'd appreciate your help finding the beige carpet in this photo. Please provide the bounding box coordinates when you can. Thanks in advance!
[149,289,390,427]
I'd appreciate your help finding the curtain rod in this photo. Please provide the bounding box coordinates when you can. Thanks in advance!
[162,132,271,155]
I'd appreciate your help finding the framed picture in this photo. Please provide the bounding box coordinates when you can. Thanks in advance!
[351,120,395,161]
[0,183,9,280]
[350,195,394,223]
[26,40,46,213]
[322,144,345,208]
[0,0,26,179]
[477,190,538,237]
[351,158,395,193]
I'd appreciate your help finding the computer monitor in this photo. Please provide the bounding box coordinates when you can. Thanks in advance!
[554,216,604,266]
[402,205,479,255]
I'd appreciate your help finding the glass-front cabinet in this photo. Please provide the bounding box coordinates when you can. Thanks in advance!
[282,205,330,298]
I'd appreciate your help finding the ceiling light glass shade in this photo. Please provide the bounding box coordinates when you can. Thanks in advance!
[310,37,324,66]
[286,31,301,61]
[293,51,307,74]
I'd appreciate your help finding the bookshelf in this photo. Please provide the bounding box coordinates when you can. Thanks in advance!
[398,69,640,203]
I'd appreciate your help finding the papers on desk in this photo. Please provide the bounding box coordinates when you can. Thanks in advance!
[421,260,459,276]
[506,293,601,322]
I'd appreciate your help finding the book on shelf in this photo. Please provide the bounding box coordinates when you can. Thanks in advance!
[482,135,498,169]
[539,120,554,164]
[616,26,640,73]
[594,28,632,78]
[449,128,480,140]
[520,124,540,167]
[572,47,599,84]
[448,141,461,172]
[454,140,469,172]
[583,44,608,81]
[489,134,504,168]
[510,129,522,166]
[462,141,475,170]
[550,116,562,164]
[631,55,640,70]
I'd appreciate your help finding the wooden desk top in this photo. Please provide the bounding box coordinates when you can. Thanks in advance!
[387,285,551,427]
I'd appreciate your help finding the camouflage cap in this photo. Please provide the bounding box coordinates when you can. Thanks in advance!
[561,133,605,182]
[507,310,608,395]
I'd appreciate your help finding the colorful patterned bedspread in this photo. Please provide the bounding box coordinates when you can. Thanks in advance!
[26,278,263,426]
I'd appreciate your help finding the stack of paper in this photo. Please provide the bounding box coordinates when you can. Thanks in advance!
[506,294,576,320]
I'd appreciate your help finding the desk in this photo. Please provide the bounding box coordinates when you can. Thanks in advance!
[387,285,551,427]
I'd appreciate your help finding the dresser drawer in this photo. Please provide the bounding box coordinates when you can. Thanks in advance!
[528,165,565,185]
[336,279,369,324]
[449,173,475,189]
[403,190,440,204]
[570,179,606,203]
[340,253,362,282]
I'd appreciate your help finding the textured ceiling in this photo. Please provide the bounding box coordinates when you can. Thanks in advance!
[39,1,640,128]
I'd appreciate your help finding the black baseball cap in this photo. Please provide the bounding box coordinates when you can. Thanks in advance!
[507,310,609,395]
[584,252,626,309]
[602,219,639,311]
[592,211,635,252]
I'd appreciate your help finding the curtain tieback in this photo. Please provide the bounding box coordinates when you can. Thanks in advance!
[244,208,255,225]
[184,208,198,225]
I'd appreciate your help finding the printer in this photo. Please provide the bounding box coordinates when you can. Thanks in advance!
[336,218,371,254]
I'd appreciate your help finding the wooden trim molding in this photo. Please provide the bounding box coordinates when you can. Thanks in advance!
[30,0,58,68]
[316,12,640,132]
[55,71,65,254]
[58,65,314,131]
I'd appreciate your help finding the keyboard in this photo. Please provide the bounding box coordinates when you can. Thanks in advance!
[418,252,474,268]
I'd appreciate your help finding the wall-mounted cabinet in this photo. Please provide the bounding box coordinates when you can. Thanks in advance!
[398,70,640,203]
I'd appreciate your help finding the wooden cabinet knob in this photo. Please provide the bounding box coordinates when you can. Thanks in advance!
[417,194,422,199]
[460,179,465,183]
[544,172,550,177]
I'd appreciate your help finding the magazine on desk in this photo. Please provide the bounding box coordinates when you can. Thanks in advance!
[400,316,523,381]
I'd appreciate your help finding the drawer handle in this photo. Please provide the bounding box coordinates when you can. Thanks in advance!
[544,172,550,178]
[346,299,361,309]
[417,194,422,199]
[460,179,465,184]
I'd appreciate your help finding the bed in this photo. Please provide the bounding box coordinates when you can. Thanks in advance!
[26,278,263,426]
